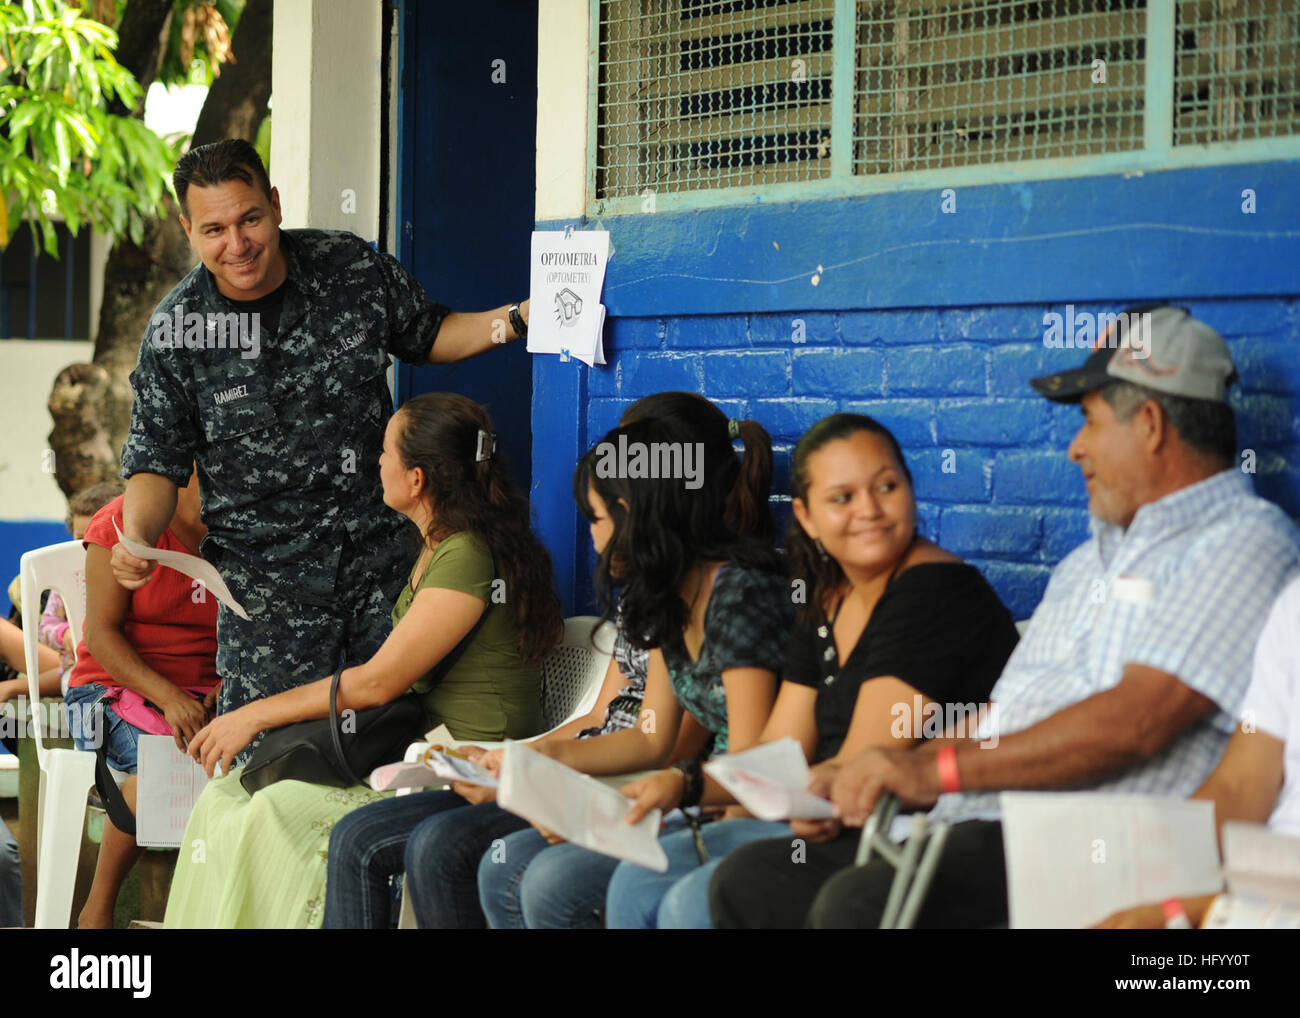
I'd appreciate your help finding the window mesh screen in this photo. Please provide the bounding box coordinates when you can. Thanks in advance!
[854,0,1147,175]
[596,0,836,199]
[1174,0,1300,145]
[593,0,1300,206]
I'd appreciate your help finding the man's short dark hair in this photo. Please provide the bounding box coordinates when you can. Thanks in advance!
[174,139,273,216]
[1099,380,1237,467]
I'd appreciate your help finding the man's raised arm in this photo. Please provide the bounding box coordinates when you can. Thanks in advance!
[113,473,179,590]
[428,300,529,364]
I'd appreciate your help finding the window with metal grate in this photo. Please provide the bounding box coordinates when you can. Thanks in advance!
[595,0,836,200]
[588,0,1300,214]
[854,0,1146,174]
[1174,0,1300,146]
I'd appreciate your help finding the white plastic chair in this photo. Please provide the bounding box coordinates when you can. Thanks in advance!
[540,615,615,732]
[400,614,615,766]
[393,615,615,929]
[20,540,94,929]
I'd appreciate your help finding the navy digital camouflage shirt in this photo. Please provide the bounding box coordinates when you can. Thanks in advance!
[121,228,450,608]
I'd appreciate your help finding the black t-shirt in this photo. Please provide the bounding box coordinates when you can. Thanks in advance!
[221,277,288,344]
[785,562,1018,762]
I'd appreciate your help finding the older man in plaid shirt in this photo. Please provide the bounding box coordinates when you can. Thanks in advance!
[709,306,1300,929]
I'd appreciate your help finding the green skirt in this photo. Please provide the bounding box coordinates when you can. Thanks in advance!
[163,767,390,929]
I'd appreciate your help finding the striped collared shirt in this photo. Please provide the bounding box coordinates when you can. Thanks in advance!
[935,468,1300,825]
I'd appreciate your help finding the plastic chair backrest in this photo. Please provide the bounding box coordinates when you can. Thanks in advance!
[540,615,615,730]
[19,540,87,769]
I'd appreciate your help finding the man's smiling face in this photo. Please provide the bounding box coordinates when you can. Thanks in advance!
[181,177,287,301]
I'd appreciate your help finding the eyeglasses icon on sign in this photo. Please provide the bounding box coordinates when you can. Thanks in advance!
[553,287,583,327]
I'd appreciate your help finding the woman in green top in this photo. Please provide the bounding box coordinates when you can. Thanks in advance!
[164,392,563,927]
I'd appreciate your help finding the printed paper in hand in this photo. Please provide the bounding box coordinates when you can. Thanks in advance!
[528,230,609,368]
[136,735,209,848]
[114,520,250,620]
[1001,792,1223,929]
[369,749,500,792]
[498,742,669,872]
[703,738,835,821]
[1219,822,1300,906]
[1204,824,1300,927]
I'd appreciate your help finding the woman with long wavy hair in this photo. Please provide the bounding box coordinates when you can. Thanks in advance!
[163,393,562,928]
[473,410,792,928]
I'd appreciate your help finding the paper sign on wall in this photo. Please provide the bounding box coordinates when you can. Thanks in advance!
[528,230,609,367]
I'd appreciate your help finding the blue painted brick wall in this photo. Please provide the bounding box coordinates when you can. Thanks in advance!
[578,299,1300,621]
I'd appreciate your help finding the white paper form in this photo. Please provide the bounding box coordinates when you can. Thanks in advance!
[528,230,609,367]
[369,749,500,793]
[498,742,669,872]
[114,520,250,619]
[704,738,836,821]
[1221,821,1300,906]
[136,735,209,848]
[1001,792,1222,929]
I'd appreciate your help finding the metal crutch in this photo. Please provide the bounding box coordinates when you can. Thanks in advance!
[855,792,951,929]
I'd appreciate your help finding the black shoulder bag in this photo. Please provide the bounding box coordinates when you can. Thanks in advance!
[240,591,493,795]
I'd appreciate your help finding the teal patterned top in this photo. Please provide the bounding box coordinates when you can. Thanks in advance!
[661,562,793,755]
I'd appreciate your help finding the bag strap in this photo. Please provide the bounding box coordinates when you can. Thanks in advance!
[94,740,136,837]
[326,551,498,785]
[327,662,356,786]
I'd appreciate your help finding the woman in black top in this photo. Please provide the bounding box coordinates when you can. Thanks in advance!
[605,412,1019,928]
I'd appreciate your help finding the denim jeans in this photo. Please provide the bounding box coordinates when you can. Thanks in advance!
[477,828,622,929]
[322,790,530,929]
[604,818,789,929]
[63,682,140,772]
[0,816,21,928]
[403,800,530,929]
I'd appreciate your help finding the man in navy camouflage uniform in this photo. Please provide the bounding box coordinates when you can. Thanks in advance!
[112,139,529,750]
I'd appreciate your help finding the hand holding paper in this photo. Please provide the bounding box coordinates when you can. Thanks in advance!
[113,520,250,620]
[703,738,837,821]
[369,748,500,793]
[498,742,669,871]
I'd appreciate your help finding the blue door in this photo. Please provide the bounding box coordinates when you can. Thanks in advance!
[394,0,538,497]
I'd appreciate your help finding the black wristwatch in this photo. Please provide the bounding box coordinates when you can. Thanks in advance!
[508,302,527,340]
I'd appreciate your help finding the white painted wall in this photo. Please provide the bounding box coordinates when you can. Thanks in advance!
[536,0,589,221]
[271,0,383,239]
[0,341,95,520]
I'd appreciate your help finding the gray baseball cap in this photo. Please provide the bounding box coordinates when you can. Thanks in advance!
[1031,306,1237,404]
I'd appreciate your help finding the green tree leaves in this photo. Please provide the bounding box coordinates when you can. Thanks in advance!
[0,0,178,253]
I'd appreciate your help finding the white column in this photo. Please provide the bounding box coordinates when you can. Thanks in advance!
[271,0,383,239]
[536,0,589,221]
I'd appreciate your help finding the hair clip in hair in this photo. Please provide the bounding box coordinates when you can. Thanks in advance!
[475,429,497,463]
[727,418,741,439]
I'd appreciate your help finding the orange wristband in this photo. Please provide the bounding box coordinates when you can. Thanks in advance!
[1162,898,1192,928]
[936,744,961,794]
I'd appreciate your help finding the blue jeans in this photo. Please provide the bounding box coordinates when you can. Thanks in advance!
[0,817,21,928]
[63,682,139,772]
[605,818,789,929]
[323,790,530,929]
[477,828,622,929]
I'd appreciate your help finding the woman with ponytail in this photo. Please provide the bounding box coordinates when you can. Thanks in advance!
[163,393,562,928]
[471,407,792,929]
